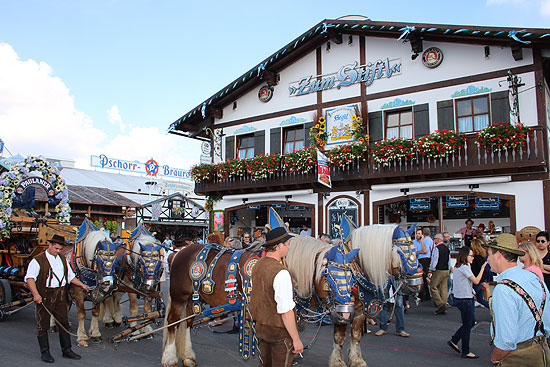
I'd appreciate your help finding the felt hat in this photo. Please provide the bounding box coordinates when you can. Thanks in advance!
[48,234,66,246]
[478,223,486,229]
[465,218,474,225]
[265,227,293,247]
[484,233,525,256]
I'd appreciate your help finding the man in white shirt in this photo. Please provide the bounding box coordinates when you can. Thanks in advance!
[25,235,89,363]
[299,225,311,237]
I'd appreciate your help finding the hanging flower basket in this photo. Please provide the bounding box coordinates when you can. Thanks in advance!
[416,130,466,159]
[283,146,317,174]
[476,122,533,153]
[191,163,217,182]
[372,138,416,166]
[216,158,245,179]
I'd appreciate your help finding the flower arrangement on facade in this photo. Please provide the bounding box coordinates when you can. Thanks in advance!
[371,138,417,166]
[205,195,221,212]
[476,122,533,152]
[191,163,217,182]
[351,115,369,144]
[216,158,245,179]
[0,156,71,239]
[245,153,282,180]
[416,130,466,159]
[325,142,369,167]
[283,146,317,173]
[309,116,329,149]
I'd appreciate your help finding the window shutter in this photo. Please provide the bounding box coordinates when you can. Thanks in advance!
[304,122,314,147]
[491,91,510,124]
[437,100,455,131]
[368,111,383,142]
[225,136,235,161]
[254,130,265,156]
[413,103,430,138]
[270,127,281,154]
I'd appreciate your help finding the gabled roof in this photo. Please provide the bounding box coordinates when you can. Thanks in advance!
[142,192,203,209]
[34,185,140,207]
[168,17,550,139]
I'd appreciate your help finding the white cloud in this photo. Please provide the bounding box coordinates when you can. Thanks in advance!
[0,42,105,165]
[107,105,126,132]
[0,42,202,171]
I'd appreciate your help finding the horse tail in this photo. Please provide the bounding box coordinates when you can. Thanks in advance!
[162,295,172,349]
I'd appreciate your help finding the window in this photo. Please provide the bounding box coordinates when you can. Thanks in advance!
[237,134,254,159]
[385,109,413,139]
[456,96,490,133]
[283,126,305,154]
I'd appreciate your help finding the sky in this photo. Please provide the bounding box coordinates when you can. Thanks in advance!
[0,0,549,170]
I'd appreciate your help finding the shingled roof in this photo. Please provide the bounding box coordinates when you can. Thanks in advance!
[168,17,550,138]
[34,185,140,207]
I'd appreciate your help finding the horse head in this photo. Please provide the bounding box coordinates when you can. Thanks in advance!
[391,224,423,294]
[322,245,360,324]
[133,236,164,293]
[88,235,123,302]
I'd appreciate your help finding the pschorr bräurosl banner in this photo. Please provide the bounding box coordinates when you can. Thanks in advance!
[90,154,191,179]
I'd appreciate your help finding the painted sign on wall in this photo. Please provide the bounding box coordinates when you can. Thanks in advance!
[326,105,356,145]
[289,59,402,97]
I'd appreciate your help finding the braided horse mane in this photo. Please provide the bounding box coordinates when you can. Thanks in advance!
[81,230,112,268]
[285,235,332,298]
[350,224,399,288]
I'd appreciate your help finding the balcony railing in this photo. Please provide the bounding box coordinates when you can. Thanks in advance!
[195,126,547,196]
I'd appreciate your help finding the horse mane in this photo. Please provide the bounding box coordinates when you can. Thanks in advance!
[350,225,397,288]
[285,235,332,299]
[207,233,223,245]
[131,234,161,264]
[82,231,111,267]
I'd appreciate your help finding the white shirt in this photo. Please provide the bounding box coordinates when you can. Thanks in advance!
[299,228,311,237]
[25,251,76,287]
[273,269,296,314]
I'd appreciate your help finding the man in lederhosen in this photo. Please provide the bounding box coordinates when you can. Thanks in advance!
[250,227,303,367]
[486,234,550,366]
[25,235,89,363]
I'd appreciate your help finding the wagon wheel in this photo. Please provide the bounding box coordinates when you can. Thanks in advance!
[0,279,13,321]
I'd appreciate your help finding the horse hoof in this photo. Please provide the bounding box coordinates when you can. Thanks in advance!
[104,322,114,329]
[77,341,89,348]
[183,358,196,367]
[90,337,102,343]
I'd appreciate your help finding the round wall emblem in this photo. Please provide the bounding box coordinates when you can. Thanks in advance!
[145,158,159,176]
[201,141,211,155]
[243,257,260,277]
[422,47,444,69]
[189,261,207,280]
[258,86,273,103]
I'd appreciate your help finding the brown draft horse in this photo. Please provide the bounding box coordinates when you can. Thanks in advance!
[161,235,360,367]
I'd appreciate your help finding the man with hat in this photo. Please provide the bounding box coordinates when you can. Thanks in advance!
[250,227,304,367]
[25,235,89,363]
[485,234,550,366]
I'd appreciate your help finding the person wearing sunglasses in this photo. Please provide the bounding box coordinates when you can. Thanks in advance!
[535,231,550,290]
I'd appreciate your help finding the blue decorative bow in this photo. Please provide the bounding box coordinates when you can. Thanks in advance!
[508,30,531,44]
[397,26,416,42]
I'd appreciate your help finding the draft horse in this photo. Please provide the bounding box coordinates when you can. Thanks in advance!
[69,219,124,346]
[161,235,360,367]
[330,224,422,367]
[103,225,165,336]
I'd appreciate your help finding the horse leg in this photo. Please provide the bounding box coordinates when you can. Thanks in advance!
[128,292,140,336]
[330,324,347,367]
[112,292,123,327]
[141,297,154,335]
[89,304,102,343]
[177,301,196,367]
[347,313,367,367]
[162,297,183,367]
[74,288,89,347]
[103,295,115,329]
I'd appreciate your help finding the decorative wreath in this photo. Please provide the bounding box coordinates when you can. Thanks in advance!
[0,156,71,239]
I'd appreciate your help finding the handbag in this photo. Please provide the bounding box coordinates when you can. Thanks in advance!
[447,291,457,307]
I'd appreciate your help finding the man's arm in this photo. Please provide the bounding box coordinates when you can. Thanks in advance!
[429,247,439,271]
[280,310,304,354]
[70,277,89,292]
[26,278,42,304]
[491,347,511,364]
[418,238,427,255]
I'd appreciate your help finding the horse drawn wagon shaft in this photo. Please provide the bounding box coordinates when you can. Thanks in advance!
[0,210,76,319]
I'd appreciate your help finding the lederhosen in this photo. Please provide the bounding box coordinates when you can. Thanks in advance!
[250,257,295,367]
[34,252,71,336]
[491,278,550,367]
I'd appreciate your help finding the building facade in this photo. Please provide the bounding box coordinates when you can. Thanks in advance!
[169,16,550,241]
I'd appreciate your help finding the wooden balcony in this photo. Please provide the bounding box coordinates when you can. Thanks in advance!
[195,126,548,196]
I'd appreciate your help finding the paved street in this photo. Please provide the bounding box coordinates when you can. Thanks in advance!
[1,282,494,367]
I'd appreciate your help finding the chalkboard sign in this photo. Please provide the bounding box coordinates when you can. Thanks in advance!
[410,197,431,205]
[272,203,286,210]
[446,201,468,208]
[288,205,306,211]
[446,194,468,202]
[247,205,261,210]
[328,208,358,240]
[475,197,499,204]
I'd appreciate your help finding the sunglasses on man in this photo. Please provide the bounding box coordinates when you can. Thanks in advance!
[537,239,547,243]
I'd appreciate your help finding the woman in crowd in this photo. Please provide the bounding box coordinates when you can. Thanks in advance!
[457,218,478,247]
[223,236,234,248]
[519,241,544,281]
[448,247,487,359]
[470,239,490,308]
